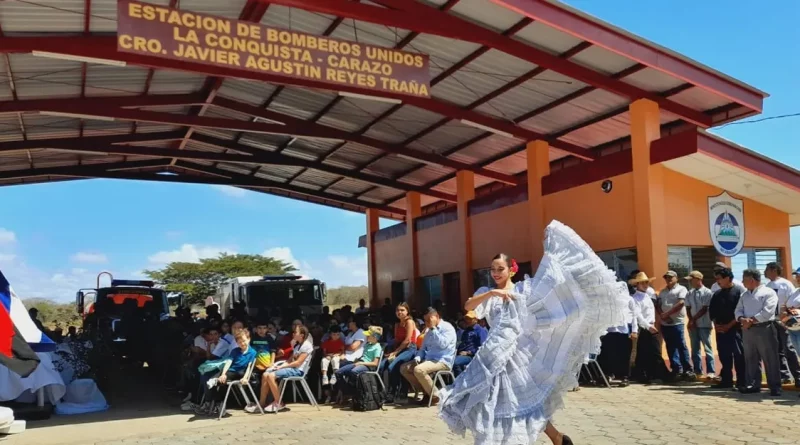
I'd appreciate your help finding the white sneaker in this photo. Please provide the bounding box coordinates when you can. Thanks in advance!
[244,403,259,414]
[329,375,337,386]
[182,393,193,403]
[707,373,716,379]
[264,403,277,413]
[321,375,329,386]
[206,378,218,389]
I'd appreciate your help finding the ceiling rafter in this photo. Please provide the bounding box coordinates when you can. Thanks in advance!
[171,0,271,166]
[266,0,710,127]
[275,0,462,190]
[211,97,521,185]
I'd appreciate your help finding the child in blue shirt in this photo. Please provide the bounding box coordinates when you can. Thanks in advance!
[196,329,255,415]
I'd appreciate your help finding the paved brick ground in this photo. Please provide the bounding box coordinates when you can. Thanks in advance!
[5,383,799,445]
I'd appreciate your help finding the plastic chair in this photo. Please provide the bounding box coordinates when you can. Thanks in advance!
[364,348,386,392]
[412,357,455,407]
[218,360,264,420]
[581,354,611,388]
[278,373,320,411]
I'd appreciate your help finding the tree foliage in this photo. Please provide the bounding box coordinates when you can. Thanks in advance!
[143,253,296,305]
[25,298,83,330]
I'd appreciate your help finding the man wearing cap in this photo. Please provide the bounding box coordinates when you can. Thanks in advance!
[711,262,746,294]
[630,272,668,383]
[684,271,715,378]
[401,308,457,405]
[735,268,781,396]
[709,267,746,390]
[765,262,800,386]
[657,271,695,380]
[452,311,488,377]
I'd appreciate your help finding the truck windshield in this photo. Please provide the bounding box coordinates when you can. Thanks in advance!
[246,282,320,312]
[94,287,167,316]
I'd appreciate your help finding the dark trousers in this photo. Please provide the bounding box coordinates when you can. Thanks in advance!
[453,355,473,377]
[634,329,668,382]
[775,322,800,382]
[715,328,745,387]
[378,345,416,396]
[742,323,781,391]
[202,370,245,403]
[598,332,632,379]
[661,324,693,374]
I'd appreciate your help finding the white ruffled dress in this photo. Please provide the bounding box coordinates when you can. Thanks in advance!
[438,221,629,445]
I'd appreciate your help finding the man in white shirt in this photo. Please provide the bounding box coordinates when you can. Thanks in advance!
[711,262,747,293]
[354,299,369,315]
[684,271,715,378]
[629,272,668,384]
[735,268,781,396]
[657,271,694,380]
[765,262,800,386]
[599,296,638,386]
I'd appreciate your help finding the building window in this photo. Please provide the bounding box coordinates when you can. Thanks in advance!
[668,246,692,283]
[597,248,638,283]
[421,275,443,308]
[730,248,781,280]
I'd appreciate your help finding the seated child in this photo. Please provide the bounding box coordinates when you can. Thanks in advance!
[195,329,256,415]
[333,326,383,404]
[251,321,276,371]
[321,325,345,386]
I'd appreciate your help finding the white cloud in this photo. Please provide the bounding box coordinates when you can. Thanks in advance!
[148,244,234,265]
[263,247,300,269]
[327,253,368,281]
[70,252,108,264]
[212,185,247,198]
[0,228,16,244]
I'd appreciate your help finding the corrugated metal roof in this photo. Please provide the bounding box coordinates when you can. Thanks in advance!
[0,0,766,218]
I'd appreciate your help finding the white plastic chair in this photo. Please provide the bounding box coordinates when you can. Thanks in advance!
[278,372,320,411]
[218,360,264,420]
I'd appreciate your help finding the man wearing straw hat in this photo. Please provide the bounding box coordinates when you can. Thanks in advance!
[630,272,668,383]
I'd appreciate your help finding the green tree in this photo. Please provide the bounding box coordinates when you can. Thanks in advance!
[143,253,296,305]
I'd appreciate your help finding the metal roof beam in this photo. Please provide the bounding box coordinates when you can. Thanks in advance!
[266,0,711,127]
[212,97,521,185]
[172,160,406,216]
[0,159,172,181]
[0,130,186,151]
[0,94,203,114]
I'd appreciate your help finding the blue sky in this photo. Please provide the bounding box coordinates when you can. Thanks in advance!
[1,0,798,301]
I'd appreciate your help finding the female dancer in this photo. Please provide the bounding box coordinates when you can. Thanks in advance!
[439,221,629,445]
[380,303,418,403]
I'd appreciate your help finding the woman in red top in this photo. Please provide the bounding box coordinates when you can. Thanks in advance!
[380,302,418,403]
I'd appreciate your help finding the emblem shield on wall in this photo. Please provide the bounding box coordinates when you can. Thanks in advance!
[708,191,745,257]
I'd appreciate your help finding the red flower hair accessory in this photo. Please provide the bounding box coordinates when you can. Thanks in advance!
[509,259,519,276]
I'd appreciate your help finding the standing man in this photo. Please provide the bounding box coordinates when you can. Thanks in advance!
[685,271,715,378]
[400,308,456,405]
[711,262,747,294]
[600,294,638,387]
[735,268,781,396]
[709,268,746,390]
[630,272,668,384]
[657,271,695,380]
[765,262,800,387]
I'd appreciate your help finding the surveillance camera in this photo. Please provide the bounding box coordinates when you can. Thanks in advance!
[601,180,613,193]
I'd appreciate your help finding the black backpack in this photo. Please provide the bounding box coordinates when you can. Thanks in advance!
[351,373,385,412]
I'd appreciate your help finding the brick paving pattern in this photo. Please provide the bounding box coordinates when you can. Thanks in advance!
[6,384,799,445]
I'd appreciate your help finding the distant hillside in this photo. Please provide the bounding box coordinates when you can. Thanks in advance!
[327,285,368,309]
[23,298,82,330]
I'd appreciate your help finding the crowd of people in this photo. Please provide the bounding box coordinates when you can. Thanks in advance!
[596,261,800,397]
[176,298,492,416]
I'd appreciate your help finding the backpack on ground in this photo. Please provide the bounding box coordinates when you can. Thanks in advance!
[351,373,385,412]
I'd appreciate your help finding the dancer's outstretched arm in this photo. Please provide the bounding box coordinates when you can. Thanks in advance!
[464,288,513,312]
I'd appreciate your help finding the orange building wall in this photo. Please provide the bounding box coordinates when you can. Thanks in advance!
[544,173,637,252]
[374,234,411,301]
[471,202,532,267]
[662,168,791,249]
[417,222,462,277]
